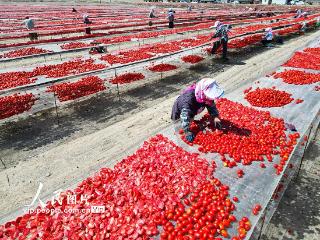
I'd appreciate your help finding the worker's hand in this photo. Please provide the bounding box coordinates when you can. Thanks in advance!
[213,117,221,129]
[185,131,195,143]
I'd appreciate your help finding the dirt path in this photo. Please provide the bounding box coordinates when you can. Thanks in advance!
[1,30,320,220]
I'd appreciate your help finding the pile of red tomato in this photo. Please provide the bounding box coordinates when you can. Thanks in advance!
[110,72,145,84]
[60,42,92,50]
[181,55,205,64]
[244,87,294,107]
[160,179,241,240]
[0,47,50,58]
[0,59,106,90]
[181,99,299,173]
[149,63,178,72]
[101,50,153,65]
[283,50,320,70]
[0,135,219,239]
[0,93,36,119]
[47,76,106,102]
[273,69,320,85]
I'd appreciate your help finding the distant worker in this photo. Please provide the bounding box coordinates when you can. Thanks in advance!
[261,28,273,47]
[294,9,302,18]
[23,17,34,30]
[171,78,223,143]
[149,8,156,18]
[168,10,175,28]
[210,21,231,61]
[89,43,106,54]
[188,5,192,12]
[83,14,91,24]
[300,21,307,34]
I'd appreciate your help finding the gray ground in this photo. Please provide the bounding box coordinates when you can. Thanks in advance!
[262,130,320,240]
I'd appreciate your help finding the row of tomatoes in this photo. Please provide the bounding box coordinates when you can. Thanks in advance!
[273,69,320,85]
[0,47,50,58]
[0,59,106,90]
[60,42,93,50]
[283,49,320,70]
[47,76,106,102]
[0,93,37,120]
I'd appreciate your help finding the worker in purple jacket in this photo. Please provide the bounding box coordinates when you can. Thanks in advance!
[171,78,224,142]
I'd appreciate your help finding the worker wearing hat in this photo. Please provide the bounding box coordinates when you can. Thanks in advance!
[261,27,273,47]
[171,78,224,142]
[210,21,231,61]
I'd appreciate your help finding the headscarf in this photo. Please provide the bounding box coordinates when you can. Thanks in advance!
[195,78,224,104]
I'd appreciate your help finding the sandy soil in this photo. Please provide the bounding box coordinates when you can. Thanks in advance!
[1,30,320,221]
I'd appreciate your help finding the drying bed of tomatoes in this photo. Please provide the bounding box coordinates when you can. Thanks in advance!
[0,93,36,119]
[228,34,264,49]
[0,59,106,91]
[148,64,178,72]
[0,47,51,58]
[181,55,205,64]
[47,76,106,102]
[244,87,294,107]
[110,72,145,84]
[60,42,93,50]
[283,50,320,70]
[33,59,106,78]
[180,98,299,175]
[0,71,37,90]
[273,69,320,85]
[0,135,224,239]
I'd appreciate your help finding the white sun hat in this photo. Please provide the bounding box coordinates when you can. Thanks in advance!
[196,78,224,101]
[214,21,221,28]
[265,27,272,32]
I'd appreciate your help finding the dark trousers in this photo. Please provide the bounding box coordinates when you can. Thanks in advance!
[29,32,38,41]
[211,39,228,59]
[261,39,272,46]
[169,21,174,28]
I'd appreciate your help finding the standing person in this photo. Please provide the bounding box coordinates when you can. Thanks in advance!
[294,9,302,18]
[210,21,230,61]
[23,17,34,30]
[261,28,273,47]
[171,78,224,143]
[149,8,156,18]
[168,11,175,28]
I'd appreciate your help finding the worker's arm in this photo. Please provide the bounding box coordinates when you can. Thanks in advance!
[206,101,219,117]
[206,102,221,128]
[180,108,194,142]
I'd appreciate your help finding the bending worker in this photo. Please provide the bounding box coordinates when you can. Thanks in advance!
[261,27,273,47]
[171,78,224,142]
[210,21,230,61]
